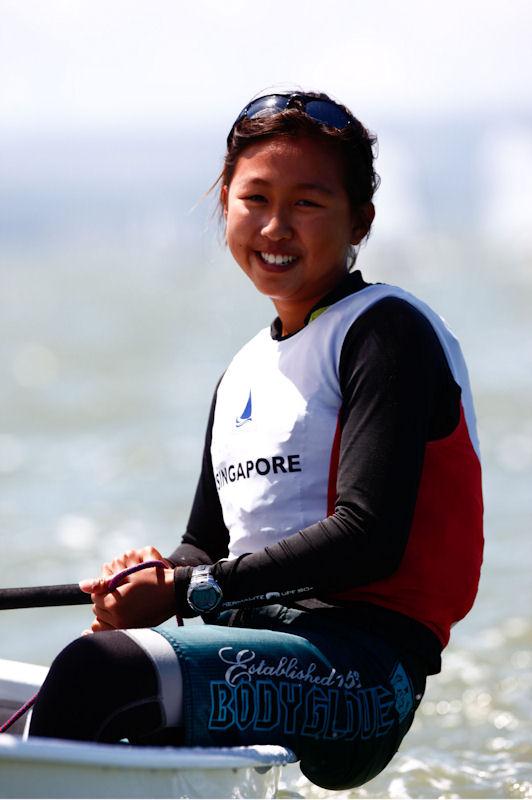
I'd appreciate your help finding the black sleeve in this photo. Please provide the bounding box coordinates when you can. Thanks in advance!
[206,298,461,601]
[166,378,230,568]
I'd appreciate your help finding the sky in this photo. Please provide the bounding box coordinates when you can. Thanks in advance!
[2,0,532,132]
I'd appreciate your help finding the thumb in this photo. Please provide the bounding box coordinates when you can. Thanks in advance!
[79,577,109,594]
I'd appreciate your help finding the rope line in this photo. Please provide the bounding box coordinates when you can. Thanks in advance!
[0,691,39,734]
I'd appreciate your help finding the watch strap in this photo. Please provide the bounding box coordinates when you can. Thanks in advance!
[173,566,197,618]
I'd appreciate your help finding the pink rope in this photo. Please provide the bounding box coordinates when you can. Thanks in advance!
[0,560,183,734]
[0,691,39,734]
[107,560,166,591]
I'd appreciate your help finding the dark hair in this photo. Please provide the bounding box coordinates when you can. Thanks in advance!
[215,91,380,262]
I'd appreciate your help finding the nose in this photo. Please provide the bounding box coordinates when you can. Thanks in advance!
[261,209,293,241]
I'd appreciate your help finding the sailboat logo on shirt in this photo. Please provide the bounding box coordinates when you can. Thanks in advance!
[236,391,252,427]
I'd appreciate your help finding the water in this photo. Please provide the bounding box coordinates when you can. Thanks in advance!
[1,233,531,798]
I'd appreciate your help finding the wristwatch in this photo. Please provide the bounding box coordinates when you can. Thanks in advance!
[186,565,223,614]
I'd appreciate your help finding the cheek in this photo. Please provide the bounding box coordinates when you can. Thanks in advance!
[225,213,239,249]
[225,213,250,267]
[226,207,252,247]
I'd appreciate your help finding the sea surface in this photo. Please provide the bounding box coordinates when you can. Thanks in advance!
[1,231,531,798]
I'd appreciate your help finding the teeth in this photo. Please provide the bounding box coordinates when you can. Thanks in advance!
[260,252,297,265]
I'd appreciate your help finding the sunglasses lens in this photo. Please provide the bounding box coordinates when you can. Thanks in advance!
[245,95,291,120]
[304,100,351,129]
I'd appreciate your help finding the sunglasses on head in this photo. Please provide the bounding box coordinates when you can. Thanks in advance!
[227,93,353,146]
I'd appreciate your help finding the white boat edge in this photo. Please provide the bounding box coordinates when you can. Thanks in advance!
[0,733,296,771]
[0,657,49,704]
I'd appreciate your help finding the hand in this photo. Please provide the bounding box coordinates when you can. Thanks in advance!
[79,546,175,633]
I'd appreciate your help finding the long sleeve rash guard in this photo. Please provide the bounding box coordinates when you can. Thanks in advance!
[168,272,466,673]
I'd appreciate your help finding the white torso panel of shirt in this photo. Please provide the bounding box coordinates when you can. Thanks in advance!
[210,284,479,558]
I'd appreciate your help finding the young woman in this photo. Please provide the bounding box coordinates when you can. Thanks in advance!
[29,91,484,790]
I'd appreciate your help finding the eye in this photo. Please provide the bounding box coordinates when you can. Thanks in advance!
[243,194,267,203]
[296,198,321,208]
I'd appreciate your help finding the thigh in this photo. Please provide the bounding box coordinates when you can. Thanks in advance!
[157,614,426,790]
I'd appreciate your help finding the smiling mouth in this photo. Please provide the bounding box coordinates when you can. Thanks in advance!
[257,251,298,268]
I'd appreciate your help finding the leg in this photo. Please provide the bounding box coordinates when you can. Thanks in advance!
[29,629,183,743]
[30,614,426,790]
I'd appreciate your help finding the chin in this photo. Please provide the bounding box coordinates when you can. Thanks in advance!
[244,270,290,295]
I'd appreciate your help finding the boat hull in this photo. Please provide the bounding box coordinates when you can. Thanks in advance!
[0,735,293,798]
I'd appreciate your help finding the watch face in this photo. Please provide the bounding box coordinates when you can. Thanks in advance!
[192,584,220,612]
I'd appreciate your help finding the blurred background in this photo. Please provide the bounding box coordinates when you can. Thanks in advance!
[1,1,531,797]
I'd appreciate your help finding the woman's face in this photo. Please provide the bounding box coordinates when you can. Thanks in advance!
[223,136,372,331]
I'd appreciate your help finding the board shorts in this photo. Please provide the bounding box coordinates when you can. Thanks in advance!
[156,604,427,790]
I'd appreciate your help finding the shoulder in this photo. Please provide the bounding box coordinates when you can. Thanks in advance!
[338,294,462,438]
[314,282,453,356]
[339,294,457,393]
[343,294,450,358]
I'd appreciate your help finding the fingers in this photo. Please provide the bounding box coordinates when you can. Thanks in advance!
[82,618,115,635]
[80,544,169,603]
[140,545,168,565]
[102,547,164,577]
[79,576,109,595]
[102,555,128,576]
[81,607,116,635]
[90,593,121,623]
[80,599,122,634]
[102,561,116,578]
[123,546,168,567]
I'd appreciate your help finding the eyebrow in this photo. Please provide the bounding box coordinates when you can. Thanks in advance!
[243,177,335,196]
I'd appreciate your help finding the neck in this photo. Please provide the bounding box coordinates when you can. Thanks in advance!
[273,300,311,337]
[273,271,351,336]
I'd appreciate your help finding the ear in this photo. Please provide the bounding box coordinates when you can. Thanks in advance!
[221,185,229,218]
[350,202,375,245]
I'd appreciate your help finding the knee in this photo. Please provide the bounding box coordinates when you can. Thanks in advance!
[42,636,100,701]
[29,636,99,739]
[40,631,148,701]
[29,633,127,739]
